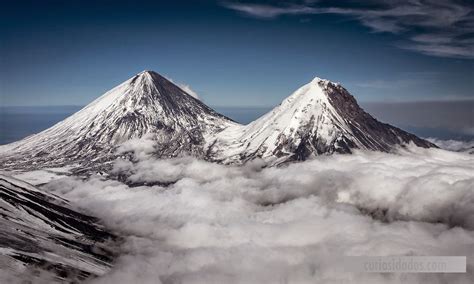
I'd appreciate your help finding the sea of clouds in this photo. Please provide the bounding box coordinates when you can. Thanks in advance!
[33,137,474,284]
[427,138,474,153]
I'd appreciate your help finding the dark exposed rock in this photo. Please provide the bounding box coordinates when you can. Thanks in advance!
[325,82,436,151]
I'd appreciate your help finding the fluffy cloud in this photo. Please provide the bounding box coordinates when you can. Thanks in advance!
[427,138,474,153]
[116,133,157,160]
[177,84,199,100]
[223,0,474,59]
[39,142,474,283]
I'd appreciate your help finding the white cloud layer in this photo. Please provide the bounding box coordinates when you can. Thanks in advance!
[38,141,474,283]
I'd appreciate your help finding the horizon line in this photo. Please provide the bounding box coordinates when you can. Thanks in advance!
[2,99,474,108]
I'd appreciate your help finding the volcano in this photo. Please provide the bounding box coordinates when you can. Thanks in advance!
[210,77,435,164]
[0,71,237,172]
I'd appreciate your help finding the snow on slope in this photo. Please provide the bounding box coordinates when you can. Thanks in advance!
[0,174,115,282]
[0,72,435,172]
[210,77,435,164]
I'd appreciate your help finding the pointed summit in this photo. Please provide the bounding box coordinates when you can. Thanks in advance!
[136,70,162,77]
[311,76,330,83]
[134,70,165,81]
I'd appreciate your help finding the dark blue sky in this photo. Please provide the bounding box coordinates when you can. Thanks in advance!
[1,0,473,107]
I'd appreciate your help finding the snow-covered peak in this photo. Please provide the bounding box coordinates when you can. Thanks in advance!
[135,70,161,82]
[136,70,153,78]
[311,76,327,83]
[310,76,341,87]
[101,70,194,106]
[0,70,236,171]
[284,77,332,104]
[212,76,435,164]
[137,70,164,76]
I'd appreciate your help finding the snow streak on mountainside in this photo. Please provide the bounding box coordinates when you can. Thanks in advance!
[0,71,435,172]
[0,174,114,283]
[210,77,435,164]
[0,71,237,172]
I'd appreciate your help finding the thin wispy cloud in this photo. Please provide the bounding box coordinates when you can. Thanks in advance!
[355,79,416,89]
[164,76,200,100]
[224,2,318,18]
[222,0,474,59]
[355,71,439,89]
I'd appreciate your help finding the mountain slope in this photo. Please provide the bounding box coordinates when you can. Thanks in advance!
[0,71,237,172]
[209,77,435,164]
[0,174,115,282]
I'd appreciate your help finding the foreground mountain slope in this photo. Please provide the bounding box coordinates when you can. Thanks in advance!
[210,77,435,164]
[0,174,115,282]
[0,71,237,172]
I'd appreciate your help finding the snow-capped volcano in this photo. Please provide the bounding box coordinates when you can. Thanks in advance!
[0,71,236,171]
[210,77,435,164]
[0,71,435,172]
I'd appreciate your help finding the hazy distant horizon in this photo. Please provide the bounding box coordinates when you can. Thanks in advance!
[1,100,473,145]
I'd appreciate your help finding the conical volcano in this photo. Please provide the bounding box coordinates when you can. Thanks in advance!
[0,71,236,171]
[210,77,435,164]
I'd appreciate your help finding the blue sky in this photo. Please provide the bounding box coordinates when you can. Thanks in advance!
[1,0,473,107]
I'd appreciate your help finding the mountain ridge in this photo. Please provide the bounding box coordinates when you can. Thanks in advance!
[0,70,435,172]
